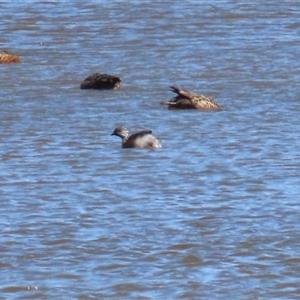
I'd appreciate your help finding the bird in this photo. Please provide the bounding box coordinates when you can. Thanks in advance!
[111,126,162,148]
[162,85,221,110]
[0,50,20,63]
[80,73,121,90]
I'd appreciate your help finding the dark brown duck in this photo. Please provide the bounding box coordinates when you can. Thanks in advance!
[80,73,121,90]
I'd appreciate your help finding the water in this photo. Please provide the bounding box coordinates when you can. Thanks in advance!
[1,1,300,299]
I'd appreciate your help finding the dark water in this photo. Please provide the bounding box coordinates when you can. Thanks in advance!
[1,1,300,299]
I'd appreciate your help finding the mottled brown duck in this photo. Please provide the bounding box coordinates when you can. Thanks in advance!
[111,126,162,149]
[162,86,221,110]
[0,50,20,63]
[80,73,121,90]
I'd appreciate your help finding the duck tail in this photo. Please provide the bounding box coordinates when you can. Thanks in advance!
[169,85,181,94]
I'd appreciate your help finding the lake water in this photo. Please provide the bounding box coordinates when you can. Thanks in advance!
[1,1,300,299]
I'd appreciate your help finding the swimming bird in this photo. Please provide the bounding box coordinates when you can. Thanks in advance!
[162,86,221,110]
[111,126,162,148]
[0,50,20,63]
[80,73,121,90]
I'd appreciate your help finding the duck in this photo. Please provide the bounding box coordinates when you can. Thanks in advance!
[111,126,162,148]
[162,85,221,110]
[80,73,121,90]
[0,50,20,63]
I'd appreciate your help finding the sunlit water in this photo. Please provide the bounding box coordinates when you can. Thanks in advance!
[1,1,300,299]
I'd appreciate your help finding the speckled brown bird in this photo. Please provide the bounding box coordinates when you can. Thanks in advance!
[0,50,20,63]
[111,126,162,149]
[80,73,121,90]
[162,86,221,110]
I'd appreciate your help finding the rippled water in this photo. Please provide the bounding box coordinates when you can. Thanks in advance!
[1,1,300,299]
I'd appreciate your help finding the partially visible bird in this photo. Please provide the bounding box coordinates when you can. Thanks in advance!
[0,50,20,63]
[162,85,221,110]
[111,126,162,149]
[80,73,121,90]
